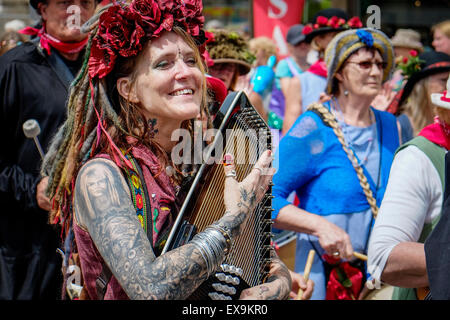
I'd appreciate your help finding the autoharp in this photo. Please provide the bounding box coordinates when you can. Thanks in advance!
[161,91,273,300]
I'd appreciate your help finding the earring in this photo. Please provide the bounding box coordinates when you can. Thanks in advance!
[344,90,349,96]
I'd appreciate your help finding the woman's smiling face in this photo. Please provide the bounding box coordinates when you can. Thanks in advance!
[118,30,205,125]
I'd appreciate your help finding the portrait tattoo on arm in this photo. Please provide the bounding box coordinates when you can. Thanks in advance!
[74,158,209,299]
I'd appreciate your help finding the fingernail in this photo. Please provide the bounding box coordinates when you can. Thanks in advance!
[223,154,233,166]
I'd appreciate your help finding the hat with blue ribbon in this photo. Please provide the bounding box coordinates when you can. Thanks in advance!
[324,28,395,95]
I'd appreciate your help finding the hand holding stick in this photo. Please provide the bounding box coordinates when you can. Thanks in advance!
[296,249,315,300]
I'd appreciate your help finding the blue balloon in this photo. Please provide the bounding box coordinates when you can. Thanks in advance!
[251,55,277,95]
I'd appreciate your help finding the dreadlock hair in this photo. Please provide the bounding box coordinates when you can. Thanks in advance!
[42,23,210,236]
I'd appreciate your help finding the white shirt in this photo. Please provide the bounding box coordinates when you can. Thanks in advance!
[368,145,443,281]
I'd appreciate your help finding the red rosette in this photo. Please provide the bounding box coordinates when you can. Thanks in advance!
[88,37,117,79]
[302,25,313,35]
[96,5,146,57]
[347,16,363,28]
[316,15,329,26]
[328,16,339,28]
[129,0,162,31]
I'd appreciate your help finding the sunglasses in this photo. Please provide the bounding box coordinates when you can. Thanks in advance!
[347,61,388,70]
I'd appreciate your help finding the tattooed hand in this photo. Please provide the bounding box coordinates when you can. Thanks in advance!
[220,150,275,237]
[239,249,291,300]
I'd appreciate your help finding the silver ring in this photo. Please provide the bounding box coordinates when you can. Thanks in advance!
[253,166,263,174]
[225,170,237,178]
[332,251,340,257]
[259,186,265,191]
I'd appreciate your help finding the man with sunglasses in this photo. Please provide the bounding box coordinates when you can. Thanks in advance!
[0,0,98,299]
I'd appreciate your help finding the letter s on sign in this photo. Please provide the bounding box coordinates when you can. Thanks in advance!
[268,0,287,19]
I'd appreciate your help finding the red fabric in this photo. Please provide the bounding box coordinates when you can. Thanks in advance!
[307,59,327,78]
[323,254,363,300]
[18,26,88,56]
[206,75,228,104]
[418,117,450,151]
[386,88,404,114]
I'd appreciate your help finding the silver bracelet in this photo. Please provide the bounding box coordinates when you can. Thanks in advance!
[190,226,232,277]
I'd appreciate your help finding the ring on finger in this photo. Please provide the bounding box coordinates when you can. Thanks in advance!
[332,251,340,257]
[225,170,237,178]
[253,166,263,174]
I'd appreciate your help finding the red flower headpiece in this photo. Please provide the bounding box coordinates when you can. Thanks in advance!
[88,0,207,79]
[302,15,363,35]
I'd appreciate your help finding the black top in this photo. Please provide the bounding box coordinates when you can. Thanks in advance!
[425,152,450,300]
[0,42,80,299]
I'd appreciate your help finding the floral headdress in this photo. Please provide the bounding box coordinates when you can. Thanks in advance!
[88,0,209,79]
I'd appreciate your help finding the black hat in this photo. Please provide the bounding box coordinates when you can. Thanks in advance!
[30,0,100,11]
[398,51,450,107]
[286,24,307,46]
[304,8,360,43]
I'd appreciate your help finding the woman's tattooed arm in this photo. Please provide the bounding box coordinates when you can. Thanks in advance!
[239,249,292,300]
[74,158,210,300]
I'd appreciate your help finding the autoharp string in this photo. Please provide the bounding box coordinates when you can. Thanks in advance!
[190,112,268,286]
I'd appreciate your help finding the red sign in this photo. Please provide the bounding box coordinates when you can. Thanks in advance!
[253,0,305,57]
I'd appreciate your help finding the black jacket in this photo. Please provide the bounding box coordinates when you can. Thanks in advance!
[0,42,79,299]
[425,152,450,300]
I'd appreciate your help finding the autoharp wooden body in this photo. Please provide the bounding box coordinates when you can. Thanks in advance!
[161,91,273,300]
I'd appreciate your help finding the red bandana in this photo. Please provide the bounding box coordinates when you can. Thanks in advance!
[18,26,88,56]
[308,59,328,78]
[418,116,450,150]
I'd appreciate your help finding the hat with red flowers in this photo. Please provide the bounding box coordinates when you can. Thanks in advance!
[302,8,363,43]
[397,51,450,108]
[87,0,209,80]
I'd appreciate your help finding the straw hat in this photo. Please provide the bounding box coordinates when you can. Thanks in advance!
[390,29,423,52]
[431,74,450,109]
[206,29,255,76]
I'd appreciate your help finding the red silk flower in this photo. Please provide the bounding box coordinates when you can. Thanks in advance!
[88,0,207,79]
[328,16,340,28]
[347,16,363,28]
[316,16,329,26]
[130,0,162,31]
[410,49,418,57]
[302,25,313,35]
[89,5,145,78]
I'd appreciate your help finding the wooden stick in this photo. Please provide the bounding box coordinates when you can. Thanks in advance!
[353,252,368,261]
[296,249,315,300]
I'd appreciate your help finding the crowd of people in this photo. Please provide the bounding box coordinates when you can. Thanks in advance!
[0,0,449,301]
